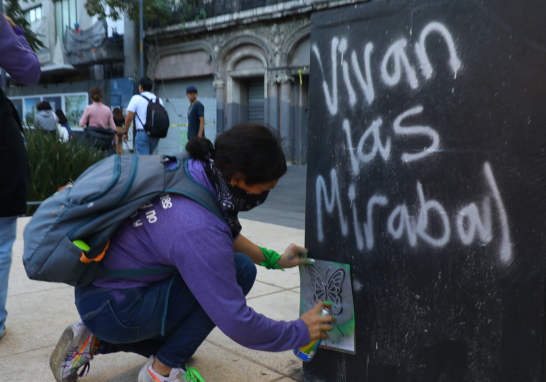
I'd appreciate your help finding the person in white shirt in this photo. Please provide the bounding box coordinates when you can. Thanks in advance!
[123,77,165,155]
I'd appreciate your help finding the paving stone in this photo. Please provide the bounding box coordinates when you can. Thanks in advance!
[256,266,301,289]
[0,287,80,358]
[0,346,145,382]
[247,280,285,300]
[188,341,284,382]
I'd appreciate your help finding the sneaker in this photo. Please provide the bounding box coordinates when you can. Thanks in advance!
[50,322,94,382]
[138,355,204,382]
[0,326,5,340]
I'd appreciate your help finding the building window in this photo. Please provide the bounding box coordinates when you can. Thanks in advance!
[55,0,78,43]
[9,93,88,128]
[25,5,43,23]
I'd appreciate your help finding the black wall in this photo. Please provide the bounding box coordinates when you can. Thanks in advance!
[305,0,546,381]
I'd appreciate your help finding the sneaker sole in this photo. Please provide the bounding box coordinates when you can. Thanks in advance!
[49,326,79,382]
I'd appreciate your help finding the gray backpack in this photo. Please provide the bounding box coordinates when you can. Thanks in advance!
[23,152,224,288]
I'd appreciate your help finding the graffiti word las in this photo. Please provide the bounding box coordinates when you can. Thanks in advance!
[344,105,440,175]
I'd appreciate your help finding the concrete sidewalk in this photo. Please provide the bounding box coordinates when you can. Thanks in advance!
[0,218,308,382]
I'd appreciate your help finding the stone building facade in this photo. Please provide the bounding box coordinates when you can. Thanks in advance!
[146,0,367,164]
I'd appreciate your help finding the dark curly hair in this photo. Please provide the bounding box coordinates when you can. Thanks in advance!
[186,123,287,185]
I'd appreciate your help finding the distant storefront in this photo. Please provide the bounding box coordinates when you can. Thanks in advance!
[10,92,88,128]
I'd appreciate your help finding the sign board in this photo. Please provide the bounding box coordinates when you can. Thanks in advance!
[305,0,546,380]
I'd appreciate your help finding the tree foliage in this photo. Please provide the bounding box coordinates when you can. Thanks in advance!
[84,0,205,27]
[4,0,45,52]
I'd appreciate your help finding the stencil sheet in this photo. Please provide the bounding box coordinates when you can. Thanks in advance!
[299,260,356,354]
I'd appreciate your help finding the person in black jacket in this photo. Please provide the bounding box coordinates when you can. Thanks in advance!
[0,12,41,342]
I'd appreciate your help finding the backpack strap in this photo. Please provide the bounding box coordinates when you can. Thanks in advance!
[164,156,225,223]
[135,94,161,127]
[140,94,162,105]
[134,94,151,127]
[138,94,151,102]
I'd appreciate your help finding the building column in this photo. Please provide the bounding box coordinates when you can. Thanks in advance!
[123,13,138,79]
[278,74,294,162]
[266,75,279,133]
[213,79,225,134]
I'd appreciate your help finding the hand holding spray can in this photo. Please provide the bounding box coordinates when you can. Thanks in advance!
[293,302,333,362]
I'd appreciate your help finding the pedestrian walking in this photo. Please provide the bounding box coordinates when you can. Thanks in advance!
[55,109,73,140]
[33,101,58,132]
[49,124,331,382]
[123,77,166,155]
[112,107,125,155]
[79,86,118,155]
[0,11,41,342]
[186,85,204,139]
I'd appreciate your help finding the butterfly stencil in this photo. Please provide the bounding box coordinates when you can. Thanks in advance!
[306,265,345,315]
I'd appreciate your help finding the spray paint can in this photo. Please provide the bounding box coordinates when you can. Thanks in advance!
[293,302,333,362]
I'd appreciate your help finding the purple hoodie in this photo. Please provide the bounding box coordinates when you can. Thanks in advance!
[0,15,41,86]
[93,159,310,352]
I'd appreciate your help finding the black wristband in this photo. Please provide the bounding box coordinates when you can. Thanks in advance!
[123,132,128,135]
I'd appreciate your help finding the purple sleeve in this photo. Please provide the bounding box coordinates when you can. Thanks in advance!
[0,17,41,86]
[172,223,310,352]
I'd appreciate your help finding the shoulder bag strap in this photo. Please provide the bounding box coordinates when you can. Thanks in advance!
[135,94,151,126]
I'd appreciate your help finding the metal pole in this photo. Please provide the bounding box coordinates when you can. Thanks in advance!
[0,0,7,91]
[139,0,144,78]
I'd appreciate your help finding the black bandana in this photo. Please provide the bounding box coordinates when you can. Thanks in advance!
[205,159,269,237]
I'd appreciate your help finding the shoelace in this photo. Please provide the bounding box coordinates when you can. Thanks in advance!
[183,365,204,382]
[78,362,90,377]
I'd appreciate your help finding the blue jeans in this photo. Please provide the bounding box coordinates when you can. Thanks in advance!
[75,253,256,368]
[135,130,160,155]
[0,217,17,337]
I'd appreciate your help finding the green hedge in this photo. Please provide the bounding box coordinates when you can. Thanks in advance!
[26,130,106,215]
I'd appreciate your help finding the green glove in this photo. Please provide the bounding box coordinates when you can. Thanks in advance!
[258,247,284,270]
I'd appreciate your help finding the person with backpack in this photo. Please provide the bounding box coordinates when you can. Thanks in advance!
[0,11,41,342]
[123,77,170,155]
[34,124,331,382]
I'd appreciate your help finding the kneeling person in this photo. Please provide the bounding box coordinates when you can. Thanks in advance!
[50,124,332,382]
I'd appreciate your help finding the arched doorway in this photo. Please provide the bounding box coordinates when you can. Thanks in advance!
[226,50,267,128]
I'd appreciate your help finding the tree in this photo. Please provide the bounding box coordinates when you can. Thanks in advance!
[85,0,172,27]
[84,0,206,28]
[4,0,45,52]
